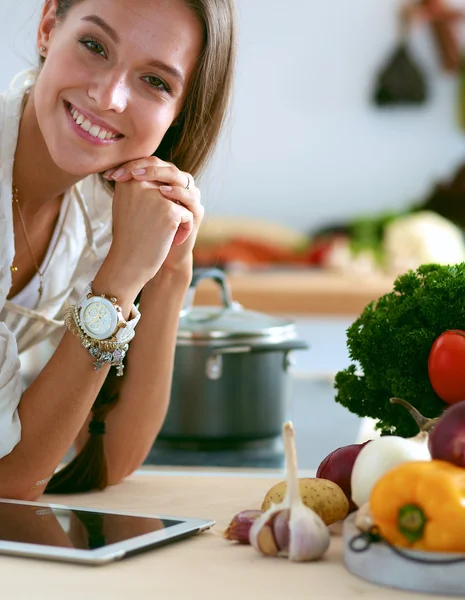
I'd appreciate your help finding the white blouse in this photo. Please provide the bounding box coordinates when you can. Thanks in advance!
[0,71,114,459]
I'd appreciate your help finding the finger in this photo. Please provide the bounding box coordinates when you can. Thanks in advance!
[172,205,194,245]
[130,165,192,190]
[102,156,170,177]
[103,157,174,180]
[110,164,183,185]
[103,168,117,179]
[159,185,203,218]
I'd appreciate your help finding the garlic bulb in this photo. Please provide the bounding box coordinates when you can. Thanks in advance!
[249,422,330,561]
[351,431,431,509]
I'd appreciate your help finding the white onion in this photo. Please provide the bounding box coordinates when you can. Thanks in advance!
[350,432,431,509]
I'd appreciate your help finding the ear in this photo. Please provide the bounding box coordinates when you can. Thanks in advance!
[37,0,60,53]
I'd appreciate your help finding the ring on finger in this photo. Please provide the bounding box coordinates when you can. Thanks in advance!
[185,174,192,190]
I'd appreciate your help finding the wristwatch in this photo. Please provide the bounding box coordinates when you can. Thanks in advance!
[76,282,140,342]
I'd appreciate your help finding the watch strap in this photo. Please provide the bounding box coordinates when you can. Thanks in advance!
[116,303,141,342]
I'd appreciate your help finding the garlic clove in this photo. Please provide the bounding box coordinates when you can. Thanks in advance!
[273,509,290,552]
[249,506,287,554]
[288,502,330,562]
[255,522,279,556]
[224,510,262,544]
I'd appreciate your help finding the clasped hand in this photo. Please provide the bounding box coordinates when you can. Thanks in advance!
[103,156,204,288]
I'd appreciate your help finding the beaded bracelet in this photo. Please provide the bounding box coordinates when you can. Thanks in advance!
[64,306,133,376]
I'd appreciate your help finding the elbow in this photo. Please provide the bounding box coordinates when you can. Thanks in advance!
[105,445,153,486]
[0,484,43,502]
[106,466,136,487]
[0,457,50,501]
[106,460,144,487]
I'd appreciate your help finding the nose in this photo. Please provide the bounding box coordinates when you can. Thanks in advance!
[88,71,130,113]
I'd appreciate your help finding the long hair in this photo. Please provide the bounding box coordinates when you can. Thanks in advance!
[44,0,237,494]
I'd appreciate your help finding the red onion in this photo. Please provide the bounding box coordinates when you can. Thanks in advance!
[429,401,465,467]
[316,441,370,512]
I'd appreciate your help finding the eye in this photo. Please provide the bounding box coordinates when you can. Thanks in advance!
[142,75,171,93]
[79,37,106,58]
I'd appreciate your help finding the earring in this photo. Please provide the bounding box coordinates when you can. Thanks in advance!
[39,46,46,54]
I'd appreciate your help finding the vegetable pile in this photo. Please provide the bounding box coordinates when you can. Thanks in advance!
[224,402,465,560]
[315,399,465,553]
[334,263,465,436]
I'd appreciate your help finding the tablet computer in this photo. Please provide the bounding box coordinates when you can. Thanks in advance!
[0,498,215,565]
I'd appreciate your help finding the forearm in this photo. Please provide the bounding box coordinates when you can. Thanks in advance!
[98,268,190,482]
[0,330,110,500]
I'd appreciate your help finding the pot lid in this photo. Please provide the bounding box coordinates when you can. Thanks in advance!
[178,268,296,340]
[178,304,296,340]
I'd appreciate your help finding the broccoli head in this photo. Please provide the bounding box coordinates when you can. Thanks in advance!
[334,263,465,437]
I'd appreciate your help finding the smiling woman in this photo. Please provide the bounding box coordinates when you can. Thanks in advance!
[0,0,236,499]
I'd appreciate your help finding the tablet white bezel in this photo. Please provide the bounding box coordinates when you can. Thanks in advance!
[0,498,215,565]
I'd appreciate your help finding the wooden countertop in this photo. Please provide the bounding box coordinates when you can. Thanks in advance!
[192,270,395,316]
[1,469,434,599]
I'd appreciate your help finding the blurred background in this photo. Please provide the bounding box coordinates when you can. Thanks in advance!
[3,0,465,470]
[3,0,465,232]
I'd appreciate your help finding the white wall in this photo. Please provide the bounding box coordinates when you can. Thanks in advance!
[2,0,465,233]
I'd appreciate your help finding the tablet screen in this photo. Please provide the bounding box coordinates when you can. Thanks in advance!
[0,501,182,550]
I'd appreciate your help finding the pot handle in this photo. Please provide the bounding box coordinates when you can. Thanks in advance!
[204,339,309,379]
[183,268,237,314]
[205,345,252,380]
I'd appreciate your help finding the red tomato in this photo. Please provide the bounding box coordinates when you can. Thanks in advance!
[428,330,465,404]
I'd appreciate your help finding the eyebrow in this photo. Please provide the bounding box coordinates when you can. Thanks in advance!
[80,15,186,88]
[147,60,185,87]
[81,15,119,43]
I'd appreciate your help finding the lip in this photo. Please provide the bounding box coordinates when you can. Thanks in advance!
[64,101,124,146]
[66,101,123,137]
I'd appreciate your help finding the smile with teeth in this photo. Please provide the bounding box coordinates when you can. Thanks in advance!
[68,104,121,140]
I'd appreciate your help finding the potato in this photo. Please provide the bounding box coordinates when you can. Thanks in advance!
[261,478,349,525]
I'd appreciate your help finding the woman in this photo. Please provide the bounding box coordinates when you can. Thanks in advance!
[0,0,236,499]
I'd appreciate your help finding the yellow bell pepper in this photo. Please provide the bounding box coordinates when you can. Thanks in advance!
[370,460,465,553]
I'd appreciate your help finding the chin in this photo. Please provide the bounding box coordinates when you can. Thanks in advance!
[49,150,108,178]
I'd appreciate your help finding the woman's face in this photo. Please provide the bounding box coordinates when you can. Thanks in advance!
[34,0,204,176]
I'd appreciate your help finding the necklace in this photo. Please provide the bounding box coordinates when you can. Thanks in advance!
[11,183,67,300]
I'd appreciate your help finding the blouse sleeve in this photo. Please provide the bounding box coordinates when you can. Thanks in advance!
[0,322,22,458]
[0,87,22,458]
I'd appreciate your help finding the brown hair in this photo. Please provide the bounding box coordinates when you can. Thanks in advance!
[44,0,237,495]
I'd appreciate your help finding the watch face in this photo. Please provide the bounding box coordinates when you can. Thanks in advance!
[80,298,118,340]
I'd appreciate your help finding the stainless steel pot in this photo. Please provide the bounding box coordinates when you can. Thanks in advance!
[159,268,309,444]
